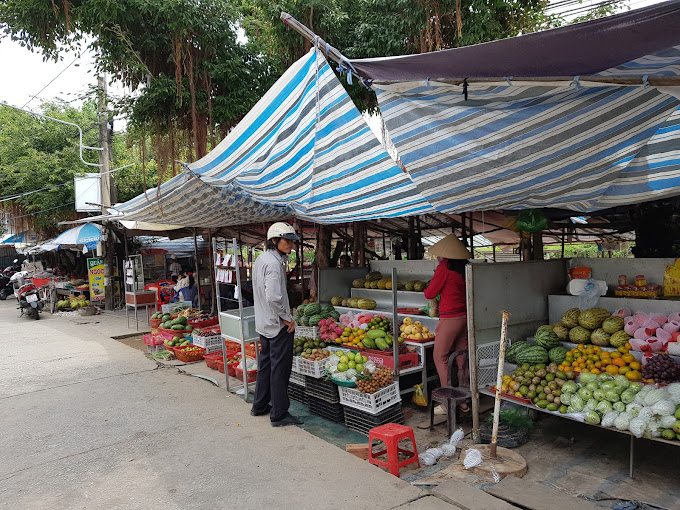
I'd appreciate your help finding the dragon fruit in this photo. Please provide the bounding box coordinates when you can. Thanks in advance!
[656,328,672,346]
[634,328,651,341]
[663,321,680,334]
[633,313,649,327]
[650,313,668,325]
[643,320,661,337]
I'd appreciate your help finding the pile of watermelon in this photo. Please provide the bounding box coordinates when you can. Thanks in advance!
[294,302,340,327]
[506,325,567,366]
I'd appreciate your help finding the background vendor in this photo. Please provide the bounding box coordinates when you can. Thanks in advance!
[169,255,182,282]
[424,234,472,415]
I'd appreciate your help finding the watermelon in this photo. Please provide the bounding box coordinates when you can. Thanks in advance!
[569,326,592,344]
[304,303,321,317]
[329,311,340,320]
[301,315,310,326]
[535,328,560,350]
[506,341,528,363]
[297,304,307,315]
[321,304,335,315]
[548,346,568,364]
[578,308,610,330]
[308,314,324,327]
[610,330,631,347]
[516,346,549,364]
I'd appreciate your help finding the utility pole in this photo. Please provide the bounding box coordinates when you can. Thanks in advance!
[98,75,114,311]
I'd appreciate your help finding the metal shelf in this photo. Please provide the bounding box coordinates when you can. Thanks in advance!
[334,305,439,322]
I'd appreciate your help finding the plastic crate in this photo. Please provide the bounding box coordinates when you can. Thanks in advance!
[188,316,219,328]
[338,382,401,415]
[294,326,318,338]
[223,340,259,358]
[162,302,192,314]
[343,403,404,436]
[308,395,345,423]
[476,341,500,388]
[289,371,306,387]
[304,376,340,403]
[288,383,308,405]
[363,350,419,370]
[292,356,326,378]
[192,334,222,353]
[143,333,165,346]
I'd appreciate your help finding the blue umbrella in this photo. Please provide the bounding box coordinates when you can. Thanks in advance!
[53,223,103,250]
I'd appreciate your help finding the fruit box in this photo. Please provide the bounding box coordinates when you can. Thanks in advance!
[363,350,419,370]
[191,333,222,353]
[338,382,401,415]
[292,356,326,378]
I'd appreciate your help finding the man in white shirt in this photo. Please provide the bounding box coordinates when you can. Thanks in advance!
[251,222,303,427]
[169,255,182,282]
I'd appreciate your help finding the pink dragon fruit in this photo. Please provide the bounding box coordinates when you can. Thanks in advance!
[656,327,672,345]
[646,337,663,352]
[633,313,649,327]
[634,328,651,341]
[650,313,668,325]
[613,308,632,317]
[630,337,650,352]
[335,326,344,336]
[643,319,661,337]
[663,321,680,334]
[624,321,637,336]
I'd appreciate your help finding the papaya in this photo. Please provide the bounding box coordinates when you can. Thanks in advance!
[362,338,377,349]
[366,329,386,340]
[375,338,388,350]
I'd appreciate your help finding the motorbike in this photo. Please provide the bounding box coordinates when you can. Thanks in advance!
[10,271,43,320]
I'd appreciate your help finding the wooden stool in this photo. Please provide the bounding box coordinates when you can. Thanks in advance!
[368,423,420,477]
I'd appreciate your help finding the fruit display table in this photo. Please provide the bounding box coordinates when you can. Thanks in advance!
[478,386,680,478]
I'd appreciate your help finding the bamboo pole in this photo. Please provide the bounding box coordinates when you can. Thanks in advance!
[490,310,510,458]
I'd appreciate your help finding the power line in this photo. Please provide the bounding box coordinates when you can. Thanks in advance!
[21,55,81,109]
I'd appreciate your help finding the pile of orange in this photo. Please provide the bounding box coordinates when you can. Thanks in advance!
[558,343,643,380]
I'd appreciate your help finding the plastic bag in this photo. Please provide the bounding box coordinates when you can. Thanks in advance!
[516,209,548,233]
[577,279,601,310]
[419,296,440,318]
[412,383,427,407]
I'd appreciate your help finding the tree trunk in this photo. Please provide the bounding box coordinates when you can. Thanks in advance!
[316,225,331,270]
[330,241,345,267]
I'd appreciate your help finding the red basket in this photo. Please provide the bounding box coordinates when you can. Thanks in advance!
[143,333,165,346]
[189,316,219,328]
[224,340,259,358]
[205,350,239,371]
[363,349,419,370]
[174,345,206,363]
[150,318,163,328]
[234,365,257,383]
[159,327,194,338]
[341,344,365,351]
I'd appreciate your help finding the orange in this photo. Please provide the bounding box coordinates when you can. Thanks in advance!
[625,370,641,381]
[595,361,602,369]
[610,351,622,359]
[621,353,635,364]
[612,358,626,368]
[593,346,602,352]
[577,356,586,364]
[605,365,619,375]
[629,361,641,371]
[618,366,631,375]
[590,368,601,374]
[624,342,632,351]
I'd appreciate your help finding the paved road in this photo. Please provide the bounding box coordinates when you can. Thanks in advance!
[0,300,452,509]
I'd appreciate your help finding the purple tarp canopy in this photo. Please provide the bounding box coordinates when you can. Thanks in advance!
[349,1,680,82]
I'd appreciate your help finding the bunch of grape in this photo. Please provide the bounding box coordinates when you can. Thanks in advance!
[356,367,394,394]
[642,354,680,383]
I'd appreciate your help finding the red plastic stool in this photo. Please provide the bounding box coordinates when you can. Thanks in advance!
[368,423,420,477]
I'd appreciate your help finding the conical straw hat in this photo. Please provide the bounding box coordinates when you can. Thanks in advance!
[428,234,472,260]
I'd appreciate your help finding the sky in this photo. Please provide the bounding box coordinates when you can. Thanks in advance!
[0,0,669,130]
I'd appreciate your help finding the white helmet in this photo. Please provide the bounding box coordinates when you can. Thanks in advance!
[267,222,299,241]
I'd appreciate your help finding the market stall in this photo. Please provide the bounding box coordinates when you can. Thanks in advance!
[464,258,680,476]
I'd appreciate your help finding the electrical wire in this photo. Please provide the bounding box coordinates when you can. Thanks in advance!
[21,56,81,109]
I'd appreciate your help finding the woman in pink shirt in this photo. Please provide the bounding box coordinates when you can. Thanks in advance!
[424,234,471,415]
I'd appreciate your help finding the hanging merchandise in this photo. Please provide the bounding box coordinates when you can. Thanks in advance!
[516,209,548,233]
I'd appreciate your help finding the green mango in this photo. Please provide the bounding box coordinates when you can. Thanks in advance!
[171,324,185,330]
[375,338,388,350]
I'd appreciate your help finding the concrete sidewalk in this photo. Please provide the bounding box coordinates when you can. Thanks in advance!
[0,301,455,509]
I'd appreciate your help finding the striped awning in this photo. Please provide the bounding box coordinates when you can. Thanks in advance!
[114,49,432,227]
[374,81,680,213]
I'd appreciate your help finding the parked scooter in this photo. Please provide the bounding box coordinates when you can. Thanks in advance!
[10,271,43,320]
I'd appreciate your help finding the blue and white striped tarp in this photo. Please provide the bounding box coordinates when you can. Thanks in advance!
[115,50,432,227]
[374,76,680,213]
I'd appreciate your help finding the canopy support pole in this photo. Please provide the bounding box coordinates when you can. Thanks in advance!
[193,228,201,310]
[208,230,216,315]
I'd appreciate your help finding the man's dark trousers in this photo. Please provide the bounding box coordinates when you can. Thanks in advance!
[252,326,294,422]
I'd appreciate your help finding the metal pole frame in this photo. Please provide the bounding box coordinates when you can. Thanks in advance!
[391,267,400,378]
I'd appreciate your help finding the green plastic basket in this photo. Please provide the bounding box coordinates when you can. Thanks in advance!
[329,375,357,388]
